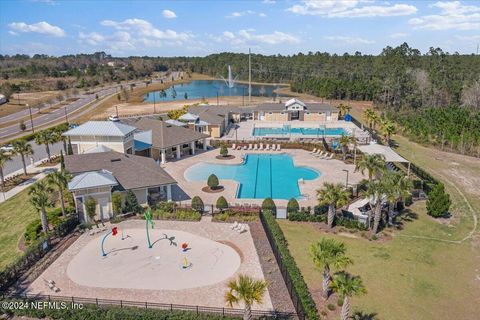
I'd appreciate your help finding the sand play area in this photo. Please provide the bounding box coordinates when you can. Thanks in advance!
[27,219,273,310]
[67,228,241,290]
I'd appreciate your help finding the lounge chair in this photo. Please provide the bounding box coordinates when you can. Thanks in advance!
[313,150,323,157]
[254,144,258,150]
[237,224,246,233]
[271,144,276,151]
[277,144,281,151]
[243,145,247,150]
[259,143,264,150]
[231,221,239,230]
[237,145,242,150]
[326,153,334,160]
[310,148,317,154]
[265,144,270,151]
[247,144,252,150]
[232,144,236,150]
[317,151,327,158]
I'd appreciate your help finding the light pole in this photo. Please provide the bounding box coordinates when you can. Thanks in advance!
[342,169,349,188]
[27,104,35,133]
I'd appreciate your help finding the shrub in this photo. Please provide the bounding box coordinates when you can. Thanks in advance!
[216,196,228,211]
[124,190,141,213]
[1,303,240,320]
[156,201,176,213]
[426,183,451,218]
[111,191,122,216]
[212,209,259,222]
[327,303,336,311]
[154,209,201,221]
[314,204,329,215]
[261,211,319,319]
[288,212,325,222]
[191,196,204,212]
[24,220,42,245]
[220,144,228,157]
[337,296,344,306]
[207,174,219,190]
[262,198,276,215]
[287,198,299,213]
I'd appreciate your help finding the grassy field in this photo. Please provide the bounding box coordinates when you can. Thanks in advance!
[0,186,38,270]
[277,101,480,319]
[279,201,480,319]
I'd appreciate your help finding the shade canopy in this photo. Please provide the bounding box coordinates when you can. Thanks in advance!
[358,144,409,163]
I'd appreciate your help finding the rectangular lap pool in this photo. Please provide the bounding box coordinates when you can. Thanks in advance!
[184,154,319,200]
[253,126,346,137]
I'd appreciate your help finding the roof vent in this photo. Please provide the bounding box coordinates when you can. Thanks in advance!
[110,158,122,162]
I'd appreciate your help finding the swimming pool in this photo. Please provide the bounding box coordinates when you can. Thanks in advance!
[184,154,319,200]
[253,126,346,137]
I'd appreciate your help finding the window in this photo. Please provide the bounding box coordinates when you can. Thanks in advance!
[183,144,189,148]
[280,112,285,115]
[268,112,273,115]
[306,112,310,115]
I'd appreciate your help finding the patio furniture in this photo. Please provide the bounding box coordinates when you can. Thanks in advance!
[277,144,281,151]
[254,144,258,150]
[231,221,239,230]
[232,144,236,150]
[265,144,270,151]
[310,148,317,154]
[271,144,276,151]
[243,145,247,150]
[326,153,334,160]
[248,144,253,150]
[314,150,323,157]
[259,143,264,150]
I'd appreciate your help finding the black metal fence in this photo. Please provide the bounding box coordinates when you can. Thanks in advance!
[259,213,306,320]
[0,292,297,319]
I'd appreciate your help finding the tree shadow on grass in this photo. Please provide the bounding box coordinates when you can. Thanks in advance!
[394,209,418,230]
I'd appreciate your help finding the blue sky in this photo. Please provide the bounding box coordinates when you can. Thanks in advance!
[1,0,479,56]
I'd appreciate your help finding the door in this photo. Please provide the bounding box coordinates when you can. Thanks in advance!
[99,198,110,221]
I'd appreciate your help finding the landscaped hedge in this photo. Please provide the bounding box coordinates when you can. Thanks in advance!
[261,210,319,320]
[153,209,201,221]
[0,303,241,320]
[212,209,259,222]
[23,207,76,245]
[287,212,325,222]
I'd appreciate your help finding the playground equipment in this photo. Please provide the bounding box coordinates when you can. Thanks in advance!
[101,227,118,256]
[181,242,189,252]
[144,208,155,248]
[182,257,192,269]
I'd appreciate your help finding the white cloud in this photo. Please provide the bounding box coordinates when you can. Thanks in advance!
[288,0,417,17]
[262,0,276,4]
[31,0,57,5]
[409,1,480,30]
[389,32,408,38]
[455,34,480,41]
[8,21,66,37]
[227,10,267,18]
[162,9,177,19]
[79,18,194,53]
[213,29,300,46]
[323,35,375,44]
[100,18,191,41]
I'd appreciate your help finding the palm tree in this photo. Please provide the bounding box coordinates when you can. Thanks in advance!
[34,130,56,161]
[338,134,353,160]
[355,154,386,181]
[29,180,52,233]
[0,149,12,190]
[364,180,384,234]
[12,140,34,175]
[46,170,71,216]
[225,274,267,320]
[338,103,352,117]
[317,182,350,228]
[363,108,374,129]
[380,120,396,145]
[370,113,379,131]
[330,272,366,320]
[383,171,412,225]
[310,238,352,299]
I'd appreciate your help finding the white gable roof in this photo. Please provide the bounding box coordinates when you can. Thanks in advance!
[83,145,113,154]
[358,144,409,163]
[165,119,188,127]
[178,112,199,121]
[68,170,118,191]
[63,121,136,137]
[285,98,306,108]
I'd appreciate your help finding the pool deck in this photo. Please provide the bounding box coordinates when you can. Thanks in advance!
[162,148,365,207]
[221,120,365,141]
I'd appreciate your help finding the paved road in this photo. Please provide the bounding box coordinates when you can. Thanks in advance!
[4,142,63,175]
[0,72,180,140]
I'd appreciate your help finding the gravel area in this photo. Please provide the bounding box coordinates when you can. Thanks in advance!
[249,221,296,314]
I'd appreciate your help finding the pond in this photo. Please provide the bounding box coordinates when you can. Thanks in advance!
[143,80,285,102]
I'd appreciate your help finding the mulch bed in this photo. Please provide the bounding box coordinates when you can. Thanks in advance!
[215,155,236,160]
[2,173,37,192]
[248,221,296,313]
[201,186,225,193]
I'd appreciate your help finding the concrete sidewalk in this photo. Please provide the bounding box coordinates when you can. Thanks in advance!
[0,159,60,204]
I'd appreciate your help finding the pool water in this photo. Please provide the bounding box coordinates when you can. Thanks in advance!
[184,154,319,200]
[253,126,346,137]
[144,80,284,102]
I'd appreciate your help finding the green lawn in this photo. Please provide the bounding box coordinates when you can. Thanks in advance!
[0,187,39,270]
[279,202,480,320]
